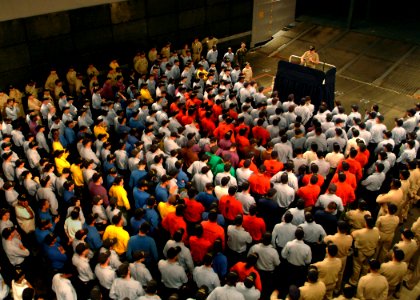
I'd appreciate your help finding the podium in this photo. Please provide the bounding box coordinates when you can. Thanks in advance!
[273,60,336,110]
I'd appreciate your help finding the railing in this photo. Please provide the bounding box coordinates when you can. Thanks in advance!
[288,55,337,70]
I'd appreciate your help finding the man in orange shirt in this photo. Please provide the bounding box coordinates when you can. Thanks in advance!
[200,111,216,136]
[302,164,325,187]
[252,118,271,146]
[202,210,225,246]
[248,165,271,197]
[297,175,321,209]
[331,161,357,190]
[337,148,362,181]
[162,204,188,242]
[242,204,266,243]
[189,224,212,264]
[263,151,284,177]
[184,189,204,223]
[219,186,243,223]
[335,172,356,206]
[355,143,370,169]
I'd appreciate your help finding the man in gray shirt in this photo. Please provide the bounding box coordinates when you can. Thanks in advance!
[315,184,344,215]
[110,262,144,300]
[2,227,30,266]
[273,173,295,209]
[300,212,327,262]
[248,232,280,299]
[272,212,297,253]
[94,251,116,295]
[158,246,188,296]
[281,228,312,287]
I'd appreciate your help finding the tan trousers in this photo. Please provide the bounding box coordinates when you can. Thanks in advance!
[349,250,374,285]
[334,256,347,293]
[376,238,393,262]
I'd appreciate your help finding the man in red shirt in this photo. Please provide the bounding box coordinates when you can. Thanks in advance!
[252,118,271,146]
[211,99,223,121]
[200,111,216,136]
[355,143,370,169]
[238,152,259,173]
[334,172,356,206]
[263,151,284,177]
[236,127,251,156]
[242,204,266,243]
[202,210,225,246]
[248,165,271,197]
[184,188,205,228]
[302,164,324,187]
[331,161,357,190]
[297,175,321,209]
[189,224,212,264]
[219,186,243,223]
[162,204,188,241]
[337,148,362,181]
[234,116,250,137]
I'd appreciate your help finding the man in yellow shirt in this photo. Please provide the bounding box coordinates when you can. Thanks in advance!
[93,119,109,140]
[103,214,129,255]
[70,158,84,188]
[140,83,153,105]
[54,150,71,175]
[109,176,130,211]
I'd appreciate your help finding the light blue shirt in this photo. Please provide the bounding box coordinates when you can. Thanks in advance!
[272,222,297,248]
[281,239,312,266]
[300,222,326,243]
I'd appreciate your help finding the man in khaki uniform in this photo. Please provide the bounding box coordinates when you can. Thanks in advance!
[25,80,38,98]
[357,259,388,300]
[66,67,77,95]
[45,69,59,92]
[399,169,411,221]
[346,200,371,232]
[313,243,342,299]
[394,229,418,263]
[380,248,407,297]
[54,80,64,100]
[299,267,326,300]
[301,46,320,69]
[86,64,99,78]
[192,38,202,63]
[324,221,353,294]
[161,42,171,59]
[134,52,148,75]
[375,203,399,262]
[376,179,403,217]
[0,90,8,112]
[242,63,253,83]
[8,86,24,117]
[349,216,380,286]
[202,36,218,48]
[408,160,420,210]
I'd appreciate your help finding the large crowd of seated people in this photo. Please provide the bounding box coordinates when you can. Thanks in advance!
[0,37,419,300]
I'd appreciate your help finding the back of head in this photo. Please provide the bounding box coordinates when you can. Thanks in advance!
[296,199,305,210]
[295,228,304,240]
[307,267,318,283]
[365,215,375,229]
[284,211,293,223]
[342,285,356,299]
[327,243,338,257]
[393,248,405,262]
[262,232,271,246]
[305,212,314,223]
[369,259,380,271]
[226,271,239,286]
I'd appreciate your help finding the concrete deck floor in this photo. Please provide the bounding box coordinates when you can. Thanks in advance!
[246,21,420,299]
